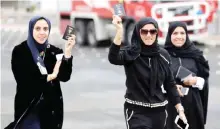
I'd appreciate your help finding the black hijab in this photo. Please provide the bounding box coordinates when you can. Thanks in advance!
[165,22,202,59]
[164,21,209,124]
[124,17,168,96]
[123,17,160,60]
[164,21,209,77]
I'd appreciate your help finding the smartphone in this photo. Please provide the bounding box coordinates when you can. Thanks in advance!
[181,87,189,95]
[175,115,189,129]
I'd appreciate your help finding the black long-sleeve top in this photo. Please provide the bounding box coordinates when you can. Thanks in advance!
[108,43,180,108]
[9,41,72,129]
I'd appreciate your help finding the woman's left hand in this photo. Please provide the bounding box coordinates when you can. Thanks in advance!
[53,60,62,75]
[183,76,197,86]
[47,61,62,82]
[64,34,76,58]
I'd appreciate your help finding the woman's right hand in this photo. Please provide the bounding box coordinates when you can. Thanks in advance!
[112,15,123,45]
[64,35,75,58]
[112,15,123,30]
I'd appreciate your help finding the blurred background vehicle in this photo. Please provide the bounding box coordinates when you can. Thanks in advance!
[58,0,218,46]
[1,0,219,47]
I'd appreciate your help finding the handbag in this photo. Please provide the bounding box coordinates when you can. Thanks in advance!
[175,58,195,82]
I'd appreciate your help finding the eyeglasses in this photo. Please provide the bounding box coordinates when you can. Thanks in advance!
[140,29,157,35]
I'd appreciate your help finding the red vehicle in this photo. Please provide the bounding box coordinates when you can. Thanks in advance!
[58,0,218,46]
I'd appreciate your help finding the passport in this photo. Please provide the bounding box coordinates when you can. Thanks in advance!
[62,25,75,40]
[113,3,126,16]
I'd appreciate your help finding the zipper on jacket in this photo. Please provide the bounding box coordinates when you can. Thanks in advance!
[149,58,151,67]
[50,81,54,86]
[179,57,182,66]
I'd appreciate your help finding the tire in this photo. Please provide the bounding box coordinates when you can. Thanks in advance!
[86,21,97,47]
[75,20,86,46]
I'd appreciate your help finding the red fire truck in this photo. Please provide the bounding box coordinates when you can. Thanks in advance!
[58,0,218,46]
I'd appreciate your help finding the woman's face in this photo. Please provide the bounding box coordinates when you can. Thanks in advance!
[140,24,157,46]
[171,27,186,47]
[33,19,49,44]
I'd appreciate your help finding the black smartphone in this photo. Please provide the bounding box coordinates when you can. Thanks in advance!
[175,115,189,129]
[62,25,75,40]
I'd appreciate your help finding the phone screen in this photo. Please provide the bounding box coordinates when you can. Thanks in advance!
[181,87,189,95]
[177,118,187,129]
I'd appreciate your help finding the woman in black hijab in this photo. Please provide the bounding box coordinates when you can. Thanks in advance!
[108,15,187,129]
[164,21,210,129]
[5,16,75,129]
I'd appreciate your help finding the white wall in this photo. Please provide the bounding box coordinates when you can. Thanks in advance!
[39,0,58,12]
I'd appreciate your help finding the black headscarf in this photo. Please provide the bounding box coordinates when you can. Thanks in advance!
[165,22,204,61]
[27,16,51,75]
[164,21,210,124]
[122,17,160,60]
[124,17,168,96]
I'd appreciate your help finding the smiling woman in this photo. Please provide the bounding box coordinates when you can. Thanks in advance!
[140,24,158,46]
[164,21,210,129]
[108,15,188,129]
[33,19,49,44]
[170,26,186,47]
[5,16,76,129]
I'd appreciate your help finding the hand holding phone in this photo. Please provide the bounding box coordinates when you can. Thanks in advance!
[176,85,189,96]
[181,87,189,96]
[175,115,189,129]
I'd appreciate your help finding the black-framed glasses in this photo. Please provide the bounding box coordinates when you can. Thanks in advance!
[140,29,157,35]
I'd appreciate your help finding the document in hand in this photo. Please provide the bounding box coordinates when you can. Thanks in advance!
[176,66,195,82]
[62,25,75,40]
[113,3,126,16]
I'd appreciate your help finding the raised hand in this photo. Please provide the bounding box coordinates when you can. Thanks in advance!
[112,15,123,30]
[112,15,123,45]
[65,34,76,58]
